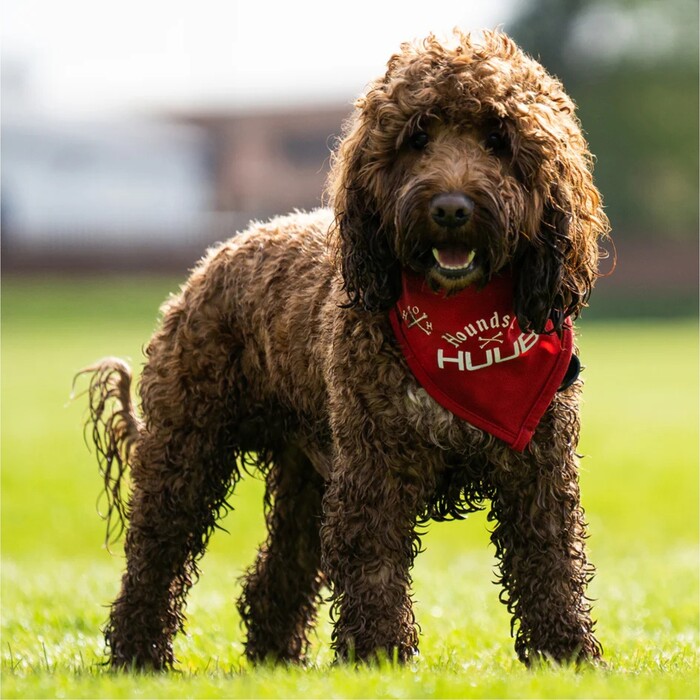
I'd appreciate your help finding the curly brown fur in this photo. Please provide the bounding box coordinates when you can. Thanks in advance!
[237,445,326,662]
[75,358,141,545]
[329,31,607,332]
[81,30,608,670]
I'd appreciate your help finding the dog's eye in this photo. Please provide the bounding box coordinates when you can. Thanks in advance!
[408,131,430,151]
[485,131,508,154]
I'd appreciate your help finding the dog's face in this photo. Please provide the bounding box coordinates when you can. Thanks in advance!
[385,116,523,295]
[329,31,610,333]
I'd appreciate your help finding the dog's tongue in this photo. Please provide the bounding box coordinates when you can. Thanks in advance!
[432,245,476,270]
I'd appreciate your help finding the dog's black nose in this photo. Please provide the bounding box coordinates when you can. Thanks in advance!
[430,193,474,228]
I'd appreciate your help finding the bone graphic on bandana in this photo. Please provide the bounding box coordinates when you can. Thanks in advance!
[403,306,433,335]
[478,332,504,349]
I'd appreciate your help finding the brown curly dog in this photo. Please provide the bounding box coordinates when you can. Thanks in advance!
[80,30,609,670]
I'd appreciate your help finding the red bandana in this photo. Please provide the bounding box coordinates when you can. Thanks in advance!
[389,270,573,451]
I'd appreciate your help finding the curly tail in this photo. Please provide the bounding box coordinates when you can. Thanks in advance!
[74,358,142,546]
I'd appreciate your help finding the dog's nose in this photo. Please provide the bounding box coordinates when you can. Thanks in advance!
[430,193,474,228]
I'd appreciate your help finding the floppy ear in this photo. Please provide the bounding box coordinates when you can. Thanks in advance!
[514,142,610,334]
[327,108,401,312]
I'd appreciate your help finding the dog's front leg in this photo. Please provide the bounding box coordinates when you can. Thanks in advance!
[489,435,603,666]
[319,311,439,663]
[320,442,429,663]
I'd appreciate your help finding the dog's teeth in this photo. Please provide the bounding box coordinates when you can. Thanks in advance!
[432,247,476,270]
[463,249,476,266]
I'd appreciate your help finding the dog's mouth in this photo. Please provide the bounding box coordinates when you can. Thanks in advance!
[431,245,478,277]
[426,243,484,289]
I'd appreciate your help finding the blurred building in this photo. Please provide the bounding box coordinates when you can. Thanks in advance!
[2,117,213,266]
[1,101,349,271]
[181,105,349,221]
[1,78,695,317]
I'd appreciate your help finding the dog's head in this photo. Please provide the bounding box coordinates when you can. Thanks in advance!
[328,31,610,333]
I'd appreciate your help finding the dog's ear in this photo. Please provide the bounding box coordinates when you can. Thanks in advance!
[326,108,401,312]
[514,141,610,334]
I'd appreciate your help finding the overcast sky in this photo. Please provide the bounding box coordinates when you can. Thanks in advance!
[2,0,517,118]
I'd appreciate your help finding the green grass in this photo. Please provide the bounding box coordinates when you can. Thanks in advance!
[2,274,699,699]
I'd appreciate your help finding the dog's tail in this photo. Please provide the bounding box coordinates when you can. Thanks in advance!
[74,357,143,546]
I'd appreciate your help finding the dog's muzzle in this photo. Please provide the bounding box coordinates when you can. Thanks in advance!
[425,193,482,285]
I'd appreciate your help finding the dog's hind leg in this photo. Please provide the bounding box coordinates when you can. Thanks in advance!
[96,287,245,670]
[105,427,239,669]
[237,444,325,664]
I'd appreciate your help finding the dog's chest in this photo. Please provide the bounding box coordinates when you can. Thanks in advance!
[402,381,474,450]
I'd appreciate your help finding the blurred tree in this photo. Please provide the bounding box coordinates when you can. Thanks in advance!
[506,0,699,240]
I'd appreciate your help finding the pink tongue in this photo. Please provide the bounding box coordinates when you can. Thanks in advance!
[434,246,473,268]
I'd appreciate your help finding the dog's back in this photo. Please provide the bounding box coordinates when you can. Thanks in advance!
[146,208,342,460]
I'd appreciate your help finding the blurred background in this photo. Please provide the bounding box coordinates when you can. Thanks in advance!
[2,0,698,314]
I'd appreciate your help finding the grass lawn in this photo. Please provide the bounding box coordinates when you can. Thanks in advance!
[2,274,698,699]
